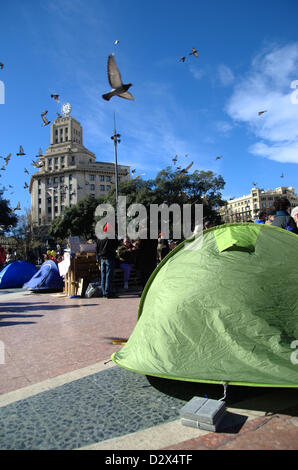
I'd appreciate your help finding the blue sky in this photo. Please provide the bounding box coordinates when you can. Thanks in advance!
[1,0,298,216]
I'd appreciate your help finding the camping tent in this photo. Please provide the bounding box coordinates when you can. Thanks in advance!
[0,261,37,288]
[23,260,64,291]
[112,223,298,388]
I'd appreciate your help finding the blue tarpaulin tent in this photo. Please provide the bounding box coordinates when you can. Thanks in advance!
[23,260,64,291]
[0,261,37,288]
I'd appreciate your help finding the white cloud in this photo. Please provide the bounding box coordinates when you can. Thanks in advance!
[218,64,234,86]
[226,43,298,163]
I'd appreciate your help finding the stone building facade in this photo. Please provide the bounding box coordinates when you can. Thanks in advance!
[29,108,130,229]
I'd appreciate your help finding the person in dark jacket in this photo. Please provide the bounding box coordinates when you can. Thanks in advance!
[0,245,6,271]
[134,236,158,290]
[271,197,298,234]
[96,223,119,298]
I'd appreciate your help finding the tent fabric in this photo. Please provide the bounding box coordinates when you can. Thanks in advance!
[112,223,298,388]
[23,260,64,291]
[0,261,37,288]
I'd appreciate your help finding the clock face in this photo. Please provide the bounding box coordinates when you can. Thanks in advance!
[62,103,72,115]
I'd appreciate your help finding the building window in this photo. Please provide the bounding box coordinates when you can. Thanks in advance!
[100,185,105,191]
[71,156,75,164]
[100,175,104,182]
[90,175,95,181]
[90,184,95,191]
[60,176,64,182]
[48,207,52,214]
[106,185,111,191]
[106,176,111,182]
[54,177,58,183]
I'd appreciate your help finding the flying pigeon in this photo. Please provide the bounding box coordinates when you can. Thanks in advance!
[51,94,60,103]
[252,181,258,187]
[4,153,11,165]
[132,173,145,180]
[0,165,5,171]
[13,202,21,211]
[114,40,119,45]
[189,48,199,57]
[36,148,43,157]
[216,155,223,160]
[24,182,29,189]
[258,110,267,116]
[24,168,29,174]
[41,110,51,126]
[280,173,284,178]
[131,168,136,174]
[0,62,3,70]
[56,112,62,118]
[31,160,40,168]
[179,56,186,62]
[17,146,25,156]
[172,155,178,164]
[102,54,134,101]
[179,161,193,175]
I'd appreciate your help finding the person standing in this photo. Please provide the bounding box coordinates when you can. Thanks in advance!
[96,223,119,298]
[118,238,135,290]
[254,211,267,224]
[271,197,298,234]
[0,245,6,271]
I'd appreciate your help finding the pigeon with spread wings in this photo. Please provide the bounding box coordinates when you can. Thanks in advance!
[189,48,199,57]
[258,110,267,116]
[0,62,3,70]
[41,110,51,127]
[178,161,194,175]
[51,94,60,103]
[4,153,11,165]
[216,155,223,160]
[17,146,25,156]
[102,54,134,101]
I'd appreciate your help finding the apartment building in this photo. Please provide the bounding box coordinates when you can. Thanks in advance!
[220,186,298,223]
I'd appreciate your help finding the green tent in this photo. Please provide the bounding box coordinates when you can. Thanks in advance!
[112,223,298,388]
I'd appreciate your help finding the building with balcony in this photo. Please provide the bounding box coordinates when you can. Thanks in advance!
[220,186,298,223]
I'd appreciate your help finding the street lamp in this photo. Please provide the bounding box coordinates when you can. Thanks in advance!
[110,113,121,237]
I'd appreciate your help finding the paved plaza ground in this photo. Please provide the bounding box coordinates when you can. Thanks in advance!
[0,288,297,452]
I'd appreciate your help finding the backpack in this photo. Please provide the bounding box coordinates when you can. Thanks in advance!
[284,216,295,232]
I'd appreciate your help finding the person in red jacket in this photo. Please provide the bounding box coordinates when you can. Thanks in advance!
[0,245,6,270]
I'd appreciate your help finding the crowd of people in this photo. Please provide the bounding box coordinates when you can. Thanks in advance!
[95,224,174,298]
[95,196,298,298]
[1,197,298,297]
[253,197,298,234]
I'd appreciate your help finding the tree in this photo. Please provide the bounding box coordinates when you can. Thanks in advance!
[49,195,105,241]
[103,166,226,238]
[0,196,18,233]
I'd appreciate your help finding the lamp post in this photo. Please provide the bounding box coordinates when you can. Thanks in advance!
[111,113,121,238]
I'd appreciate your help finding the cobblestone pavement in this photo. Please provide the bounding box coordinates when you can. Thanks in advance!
[0,288,297,451]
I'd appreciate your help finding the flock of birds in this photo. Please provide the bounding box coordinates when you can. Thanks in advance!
[0,44,287,216]
[100,43,284,181]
